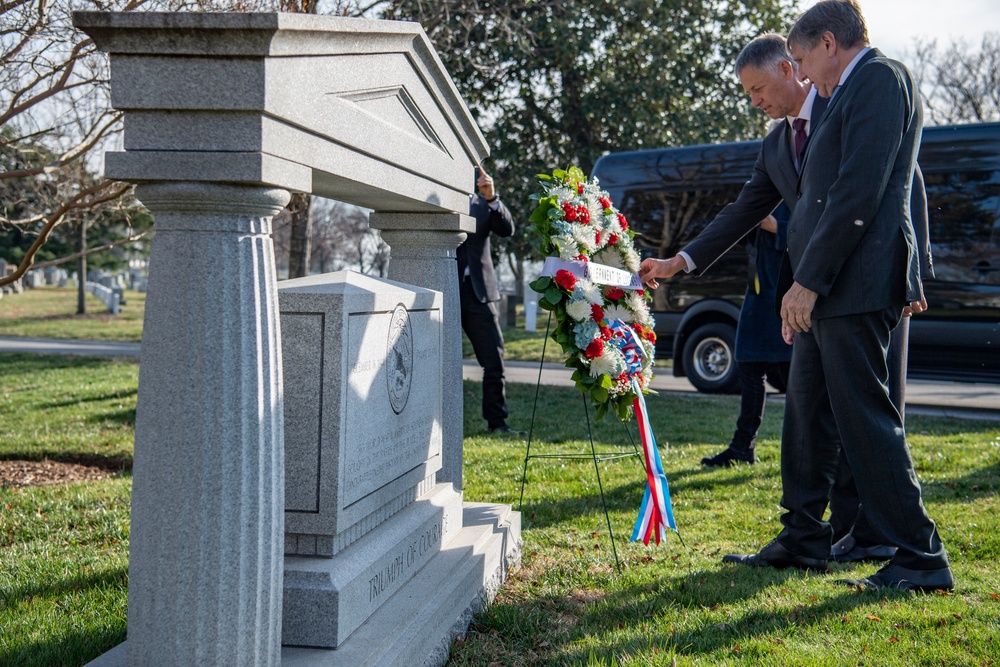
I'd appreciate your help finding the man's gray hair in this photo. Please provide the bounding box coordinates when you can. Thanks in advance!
[788,0,869,50]
[735,33,793,77]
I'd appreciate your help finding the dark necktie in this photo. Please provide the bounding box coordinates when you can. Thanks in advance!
[793,118,808,159]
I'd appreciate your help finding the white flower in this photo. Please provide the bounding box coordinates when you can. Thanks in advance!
[550,185,575,201]
[572,224,597,253]
[626,290,647,313]
[554,235,580,261]
[566,298,592,322]
[575,279,603,305]
[641,339,656,362]
[587,198,605,224]
[605,214,623,237]
[641,365,654,385]
[589,347,625,378]
[604,304,633,324]
[592,247,624,270]
[623,247,641,273]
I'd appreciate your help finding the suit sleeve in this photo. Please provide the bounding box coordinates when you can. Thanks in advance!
[911,163,934,279]
[490,201,515,238]
[794,61,913,295]
[684,142,783,275]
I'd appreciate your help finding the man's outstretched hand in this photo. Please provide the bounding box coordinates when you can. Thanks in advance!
[638,256,686,289]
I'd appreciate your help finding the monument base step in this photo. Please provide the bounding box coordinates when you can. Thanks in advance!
[84,502,520,667]
[283,501,521,667]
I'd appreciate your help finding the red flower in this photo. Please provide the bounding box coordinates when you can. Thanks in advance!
[577,205,590,224]
[645,330,657,343]
[554,269,577,291]
[604,286,625,301]
[608,233,619,245]
[617,213,629,230]
[600,326,613,341]
[577,183,584,194]
[637,289,644,297]
[576,254,588,262]
[562,202,577,221]
[599,196,611,209]
[591,304,604,323]
[585,339,604,359]
[595,230,602,245]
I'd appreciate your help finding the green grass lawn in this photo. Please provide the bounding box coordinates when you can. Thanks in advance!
[0,287,146,342]
[1,353,998,665]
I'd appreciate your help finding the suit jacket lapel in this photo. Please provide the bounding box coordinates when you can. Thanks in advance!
[797,49,882,181]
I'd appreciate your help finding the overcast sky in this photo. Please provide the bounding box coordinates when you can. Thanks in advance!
[798,0,1000,60]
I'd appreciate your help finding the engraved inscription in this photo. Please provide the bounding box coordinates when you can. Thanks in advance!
[367,521,441,603]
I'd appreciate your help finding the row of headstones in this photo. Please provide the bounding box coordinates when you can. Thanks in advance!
[85,282,122,314]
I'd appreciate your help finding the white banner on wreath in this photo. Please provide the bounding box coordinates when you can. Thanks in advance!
[540,256,643,291]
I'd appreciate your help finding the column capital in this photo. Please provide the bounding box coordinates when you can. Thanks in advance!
[134,181,290,233]
[369,211,476,234]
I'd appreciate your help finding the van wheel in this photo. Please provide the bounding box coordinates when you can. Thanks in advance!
[682,323,739,394]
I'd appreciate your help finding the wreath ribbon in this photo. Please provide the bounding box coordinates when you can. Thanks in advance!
[608,320,678,545]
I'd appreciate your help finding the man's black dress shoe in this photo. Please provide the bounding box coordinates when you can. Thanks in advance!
[701,447,755,467]
[838,562,955,592]
[830,533,897,563]
[723,539,828,571]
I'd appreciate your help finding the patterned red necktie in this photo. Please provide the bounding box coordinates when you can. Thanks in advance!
[793,118,808,159]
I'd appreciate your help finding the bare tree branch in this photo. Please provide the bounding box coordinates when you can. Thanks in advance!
[0,180,130,287]
[30,227,152,271]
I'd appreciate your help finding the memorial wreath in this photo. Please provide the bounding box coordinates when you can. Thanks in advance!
[528,167,657,422]
[527,167,678,545]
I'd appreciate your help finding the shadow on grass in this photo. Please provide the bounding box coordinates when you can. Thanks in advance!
[2,565,128,611]
[88,406,137,428]
[0,353,118,379]
[517,458,773,531]
[0,452,132,471]
[472,562,910,665]
[39,388,138,410]
[1,621,126,667]
[564,570,908,663]
[923,457,1000,504]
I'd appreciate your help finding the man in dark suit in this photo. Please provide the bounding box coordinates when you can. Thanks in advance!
[458,165,517,433]
[640,34,824,467]
[639,30,928,566]
[724,0,952,591]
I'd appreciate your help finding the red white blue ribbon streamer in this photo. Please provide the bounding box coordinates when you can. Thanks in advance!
[608,320,678,545]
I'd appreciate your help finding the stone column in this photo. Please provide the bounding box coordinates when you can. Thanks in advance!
[369,212,474,491]
[127,182,289,666]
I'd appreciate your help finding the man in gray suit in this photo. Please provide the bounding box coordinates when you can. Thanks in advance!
[724,0,953,591]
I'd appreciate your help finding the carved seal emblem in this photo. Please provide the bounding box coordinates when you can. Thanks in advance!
[386,304,413,414]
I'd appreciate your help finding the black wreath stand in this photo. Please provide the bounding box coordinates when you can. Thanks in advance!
[517,311,644,573]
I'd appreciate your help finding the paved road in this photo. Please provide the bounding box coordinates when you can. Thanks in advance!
[1,336,996,419]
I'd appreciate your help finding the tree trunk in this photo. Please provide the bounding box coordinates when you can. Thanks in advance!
[286,192,312,279]
[76,222,87,315]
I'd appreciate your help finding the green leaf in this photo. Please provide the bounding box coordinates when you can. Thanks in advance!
[599,374,613,389]
[544,287,562,304]
[529,276,551,293]
[592,386,609,403]
[538,297,555,311]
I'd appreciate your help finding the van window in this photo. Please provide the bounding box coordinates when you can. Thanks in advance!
[923,167,1000,286]
[624,183,749,312]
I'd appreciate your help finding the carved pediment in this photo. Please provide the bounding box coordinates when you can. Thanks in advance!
[334,86,450,158]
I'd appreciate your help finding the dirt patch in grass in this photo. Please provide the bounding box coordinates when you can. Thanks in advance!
[0,459,118,487]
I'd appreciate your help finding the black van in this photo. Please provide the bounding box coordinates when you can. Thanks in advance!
[591,122,1000,393]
